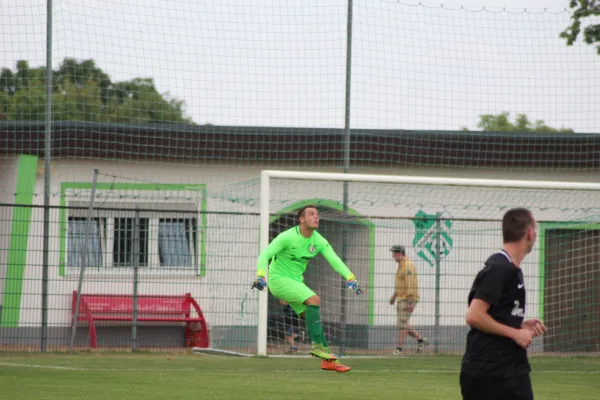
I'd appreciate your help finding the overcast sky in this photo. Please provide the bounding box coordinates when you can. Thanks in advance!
[2,0,598,132]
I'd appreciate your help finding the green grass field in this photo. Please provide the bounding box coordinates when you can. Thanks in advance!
[0,353,598,400]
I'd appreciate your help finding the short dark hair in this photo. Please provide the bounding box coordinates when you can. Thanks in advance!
[297,205,317,219]
[502,208,535,243]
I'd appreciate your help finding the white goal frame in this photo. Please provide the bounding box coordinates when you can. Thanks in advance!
[257,169,600,356]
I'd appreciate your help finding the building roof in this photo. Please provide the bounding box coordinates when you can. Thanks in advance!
[1,121,599,170]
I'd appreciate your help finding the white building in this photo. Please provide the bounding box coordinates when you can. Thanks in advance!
[1,121,599,354]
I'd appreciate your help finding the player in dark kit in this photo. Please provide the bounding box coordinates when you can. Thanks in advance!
[460,208,547,400]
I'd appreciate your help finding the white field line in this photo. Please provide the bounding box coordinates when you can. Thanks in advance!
[0,362,598,374]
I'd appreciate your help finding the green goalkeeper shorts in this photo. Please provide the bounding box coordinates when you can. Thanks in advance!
[269,276,316,316]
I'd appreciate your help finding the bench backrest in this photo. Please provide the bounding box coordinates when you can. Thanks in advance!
[72,292,195,321]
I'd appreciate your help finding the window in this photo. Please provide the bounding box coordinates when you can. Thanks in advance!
[67,212,198,270]
[113,217,149,267]
[67,218,104,268]
[61,184,207,277]
[158,218,198,267]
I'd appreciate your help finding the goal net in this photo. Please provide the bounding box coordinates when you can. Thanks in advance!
[240,170,600,357]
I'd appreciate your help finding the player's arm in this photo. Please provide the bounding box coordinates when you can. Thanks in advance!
[522,318,546,337]
[465,266,532,349]
[255,235,285,277]
[466,299,530,348]
[320,244,353,279]
[320,241,364,294]
[252,232,287,290]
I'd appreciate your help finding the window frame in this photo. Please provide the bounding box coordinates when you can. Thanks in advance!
[60,182,207,277]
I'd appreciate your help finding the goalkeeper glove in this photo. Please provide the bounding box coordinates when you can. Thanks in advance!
[251,276,267,291]
[347,279,364,295]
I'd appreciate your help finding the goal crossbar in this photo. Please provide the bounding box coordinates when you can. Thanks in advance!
[263,170,600,191]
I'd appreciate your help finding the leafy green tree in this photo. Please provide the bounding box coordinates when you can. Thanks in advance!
[462,112,574,133]
[560,1,600,55]
[0,58,193,124]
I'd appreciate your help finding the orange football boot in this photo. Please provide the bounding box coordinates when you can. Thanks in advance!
[321,359,351,373]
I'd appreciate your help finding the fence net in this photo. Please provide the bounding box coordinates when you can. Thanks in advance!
[0,0,599,354]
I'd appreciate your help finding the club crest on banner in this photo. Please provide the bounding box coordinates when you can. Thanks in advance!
[412,210,454,267]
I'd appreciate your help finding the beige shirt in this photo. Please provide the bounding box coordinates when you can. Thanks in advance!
[395,257,420,301]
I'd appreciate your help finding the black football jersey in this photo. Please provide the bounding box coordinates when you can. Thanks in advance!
[461,250,531,377]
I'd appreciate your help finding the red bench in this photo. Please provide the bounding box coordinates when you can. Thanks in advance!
[71,291,209,349]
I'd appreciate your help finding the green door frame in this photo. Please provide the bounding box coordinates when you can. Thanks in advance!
[537,221,600,320]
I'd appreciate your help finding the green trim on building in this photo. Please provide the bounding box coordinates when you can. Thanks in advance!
[537,221,600,321]
[1,154,38,327]
[270,199,376,326]
[538,226,546,320]
[59,182,207,277]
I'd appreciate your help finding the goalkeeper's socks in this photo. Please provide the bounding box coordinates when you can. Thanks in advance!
[321,331,329,349]
[305,305,324,345]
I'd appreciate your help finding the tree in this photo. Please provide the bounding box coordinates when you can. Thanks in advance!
[560,1,600,55]
[0,58,193,124]
[462,112,574,133]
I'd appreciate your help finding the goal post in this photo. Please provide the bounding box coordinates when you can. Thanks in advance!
[257,171,271,356]
[257,170,600,357]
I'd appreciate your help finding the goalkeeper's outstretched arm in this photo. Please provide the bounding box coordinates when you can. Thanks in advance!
[252,235,286,291]
[255,234,285,278]
[321,244,365,295]
[320,244,354,280]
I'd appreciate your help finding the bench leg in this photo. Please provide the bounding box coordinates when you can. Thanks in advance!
[89,322,98,349]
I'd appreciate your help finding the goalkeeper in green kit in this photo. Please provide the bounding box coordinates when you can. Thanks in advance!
[252,205,365,373]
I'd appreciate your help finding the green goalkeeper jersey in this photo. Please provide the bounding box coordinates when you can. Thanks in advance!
[256,226,355,282]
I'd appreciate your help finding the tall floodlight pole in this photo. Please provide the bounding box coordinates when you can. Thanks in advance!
[41,0,54,353]
[340,0,353,355]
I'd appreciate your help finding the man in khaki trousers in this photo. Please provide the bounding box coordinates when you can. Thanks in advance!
[389,245,428,355]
